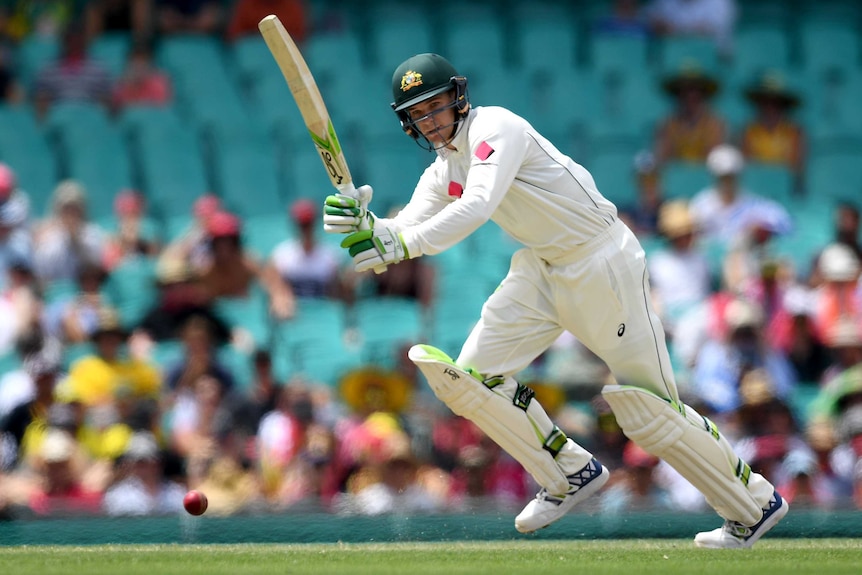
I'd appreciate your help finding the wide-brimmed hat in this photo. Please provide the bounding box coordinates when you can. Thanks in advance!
[744,70,801,109]
[662,62,720,98]
[340,367,413,413]
[91,307,128,341]
[658,200,696,239]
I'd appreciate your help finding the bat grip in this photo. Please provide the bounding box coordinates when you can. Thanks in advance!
[337,183,387,275]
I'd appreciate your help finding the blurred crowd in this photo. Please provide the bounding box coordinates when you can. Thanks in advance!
[0,0,861,520]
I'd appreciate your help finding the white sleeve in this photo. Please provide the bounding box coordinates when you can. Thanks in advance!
[399,118,528,257]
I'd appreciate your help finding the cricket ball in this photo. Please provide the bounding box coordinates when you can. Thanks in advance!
[183,490,208,516]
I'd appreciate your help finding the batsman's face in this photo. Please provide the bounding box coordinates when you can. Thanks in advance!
[406,92,458,145]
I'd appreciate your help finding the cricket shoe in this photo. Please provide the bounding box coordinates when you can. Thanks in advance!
[514,457,609,534]
[694,490,789,549]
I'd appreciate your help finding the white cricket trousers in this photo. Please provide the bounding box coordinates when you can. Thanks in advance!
[458,219,678,402]
[458,219,777,514]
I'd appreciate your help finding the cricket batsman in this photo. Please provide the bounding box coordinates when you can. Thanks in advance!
[322,53,788,548]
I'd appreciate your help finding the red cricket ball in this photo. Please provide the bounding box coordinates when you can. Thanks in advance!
[183,490,208,516]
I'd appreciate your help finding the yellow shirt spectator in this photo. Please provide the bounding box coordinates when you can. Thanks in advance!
[67,354,161,406]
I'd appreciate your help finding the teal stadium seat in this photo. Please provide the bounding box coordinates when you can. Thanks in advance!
[589,147,640,207]
[45,102,134,221]
[801,70,862,148]
[354,297,425,369]
[663,161,712,199]
[360,140,434,215]
[588,34,650,74]
[656,37,720,76]
[158,35,251,135]
[366,1,437,73]
[729,25,792,84]
[213,288,271,349]
[799,21,861,77]
[270,298,348,380]
[104,256,159,330]
[301,29,366,79]
[230,35,274,86]
[440,3,508,72]
[805,150,862,204]
[15,34,59,92]
[740,163,794,203]
[512,1,578,72]
[0,105,57,215]
[89,32,131,79]
[131,109,209,238]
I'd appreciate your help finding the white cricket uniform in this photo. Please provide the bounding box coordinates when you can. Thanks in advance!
[381,105,678,402]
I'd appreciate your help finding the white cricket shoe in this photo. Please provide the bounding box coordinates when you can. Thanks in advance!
[694,490,789,549]
[514,458,609,534]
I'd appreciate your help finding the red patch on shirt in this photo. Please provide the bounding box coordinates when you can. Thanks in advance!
[448,181,464,198]
[475,141,495,161]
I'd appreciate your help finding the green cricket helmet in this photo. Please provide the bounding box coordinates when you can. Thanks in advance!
[390,53,470,150]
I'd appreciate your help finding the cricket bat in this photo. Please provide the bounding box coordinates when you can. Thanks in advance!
[258,14,385,272]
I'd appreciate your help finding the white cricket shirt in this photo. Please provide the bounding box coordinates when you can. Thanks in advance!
[387,106,618,263]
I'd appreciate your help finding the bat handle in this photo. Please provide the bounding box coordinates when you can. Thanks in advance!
[337,183,387,275]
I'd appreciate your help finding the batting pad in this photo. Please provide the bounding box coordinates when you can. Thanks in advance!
[409,344,573,495]
[602,385,762,525]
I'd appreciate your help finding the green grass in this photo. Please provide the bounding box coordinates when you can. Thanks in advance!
[0,540,860,575]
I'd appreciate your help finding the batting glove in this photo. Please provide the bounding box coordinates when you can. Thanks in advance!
[340,225,409,273]
[322,184,374,234]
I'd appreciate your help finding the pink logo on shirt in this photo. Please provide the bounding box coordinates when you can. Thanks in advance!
[475,141,495,161]
[448,181,463,198]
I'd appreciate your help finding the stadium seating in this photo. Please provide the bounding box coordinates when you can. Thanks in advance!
[0,105,58,215]
[353,297,425,369]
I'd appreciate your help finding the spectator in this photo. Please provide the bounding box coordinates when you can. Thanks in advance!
[811,202,862,286]
[648,200,712,335]
[0,353,61,467]
[0,331,59,420]
[85,0,153,40]
[0,46,23,103]
[0,257,41,357]
[691,297,797,414]
[1,1,75,41]
[102,189,160,270]
[819,318,862,389]
[41,261,109,344]
[27,428,103,516]
[599,440,675,513]
[138,254,231,343]
[198,210,293,319]
[740,70,806,186]
[102,431,184,516]
[231,349,280,442]
[688,144,792,246]
[734,370,810,486]
[618,150,666,238]
[645,0,737,57]
[161,193,221,271]
[270,199,347,303]
[0,162,33,238]
[32,23,113,120]
[32,180,107,284]
[770,286,832,384]
[226,0,307,43]
[810,243,860,342]
[592,0,651,38]
[112,39,172,110]
[654,63,727,164]
[256,384,322,501]
[163,315,235,394]
[65,307,162,407]
[156,0,223,36]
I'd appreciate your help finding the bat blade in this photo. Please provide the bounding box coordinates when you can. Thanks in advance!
[258,14,354,195]
[259,15,386,273]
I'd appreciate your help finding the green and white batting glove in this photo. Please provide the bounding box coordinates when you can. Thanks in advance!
[340,225,410,273]
[322,184,375,234]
